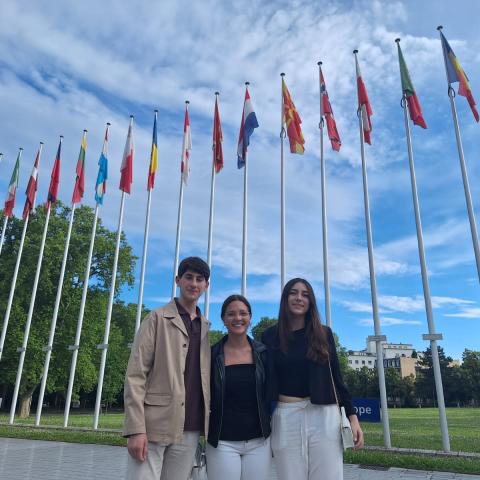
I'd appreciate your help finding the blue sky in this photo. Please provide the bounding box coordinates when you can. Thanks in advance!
[0,0,479,360]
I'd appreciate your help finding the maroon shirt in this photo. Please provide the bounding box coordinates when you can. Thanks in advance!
[175,298,204,432]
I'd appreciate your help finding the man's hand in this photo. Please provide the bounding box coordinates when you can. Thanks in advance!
[349,415,364,449]
[127,433,149,461]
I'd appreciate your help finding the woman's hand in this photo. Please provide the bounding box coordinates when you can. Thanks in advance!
[349,415,364,449]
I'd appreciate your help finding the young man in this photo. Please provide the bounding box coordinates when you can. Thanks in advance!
[123,256,211,480]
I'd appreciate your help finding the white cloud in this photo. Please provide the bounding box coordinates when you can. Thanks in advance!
[358,316,422,327]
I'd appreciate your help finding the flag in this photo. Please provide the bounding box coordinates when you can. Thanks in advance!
[95,125,109,205]
[440,31,479,122]
[46,138,62,208]
[213,96,223,173]
[4,150,21,217]
[147,112,158,190]
[72,131,87,204]
[119,118,134,193]
[282,78,305,154]
[354,55,373,145]
[181,105,192,184]
[320,67,341,151]
[397,43,427,129]
[237,87,259,168]
[23,147,41,219]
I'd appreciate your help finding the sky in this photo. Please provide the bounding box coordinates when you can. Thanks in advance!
[0,0,479,360]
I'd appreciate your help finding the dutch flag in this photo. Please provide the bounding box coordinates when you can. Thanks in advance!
[237,87,259,169]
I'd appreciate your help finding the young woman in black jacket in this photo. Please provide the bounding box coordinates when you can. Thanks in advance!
[206,294,271,480]
[262,278,363,480]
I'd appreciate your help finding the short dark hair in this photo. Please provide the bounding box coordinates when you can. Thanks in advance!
[177,256,210,281]
[221,294,252,319]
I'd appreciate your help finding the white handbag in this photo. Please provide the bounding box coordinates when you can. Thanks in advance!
[328,356,355,450]
[190,442,207,480]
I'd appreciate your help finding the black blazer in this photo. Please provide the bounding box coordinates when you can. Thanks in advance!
[261,324,355,416]
[207,335,272,447]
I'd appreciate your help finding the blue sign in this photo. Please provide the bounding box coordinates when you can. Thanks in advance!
[352,397,381,422]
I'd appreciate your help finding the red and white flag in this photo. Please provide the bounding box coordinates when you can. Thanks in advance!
[355,54,373,145]
[23,147,41,219]
[119,117,134,193]
[181,105,192,184]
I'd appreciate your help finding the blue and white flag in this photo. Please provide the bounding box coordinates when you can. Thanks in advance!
[95,125,109,205]
[237,87,259,169]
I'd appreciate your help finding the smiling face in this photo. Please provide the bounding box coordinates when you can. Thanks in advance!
[222,300,252,336]
[287,281,310,318]
[176,269,208,303]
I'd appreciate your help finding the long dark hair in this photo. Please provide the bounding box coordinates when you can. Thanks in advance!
[278,278,329,363]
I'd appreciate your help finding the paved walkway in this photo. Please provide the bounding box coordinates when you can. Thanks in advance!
[0,437,479,479]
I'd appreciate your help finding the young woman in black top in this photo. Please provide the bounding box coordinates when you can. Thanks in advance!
[262,278,363,480]
[206,295,271,480]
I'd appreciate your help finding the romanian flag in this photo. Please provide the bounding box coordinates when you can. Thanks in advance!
[319,67,341,151]
[354,54,373,145]
[147,111,158,190]
[72,130,87,204]
[23,146,41,219]
[397,42,427,129]
[181,105,192,184]
[120,117,134,193]
[440,31,479,122]
[213,96,223,173]
[4,149,22,217]
[282,77,305,154]
[46,138,62,208]
[95,125,109,205]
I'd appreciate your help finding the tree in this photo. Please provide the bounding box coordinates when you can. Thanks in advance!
[208,329,224,346]
[459,350,480,406]
[0,204,137,416]
[251,317,277,341]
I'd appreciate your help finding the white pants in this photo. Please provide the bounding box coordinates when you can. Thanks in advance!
[271,401,343,480]
[206,437,271,480]
[125,431,199,480]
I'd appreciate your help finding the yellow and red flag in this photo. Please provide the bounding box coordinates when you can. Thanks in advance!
[282,77,305,154]
[213,96,223,173]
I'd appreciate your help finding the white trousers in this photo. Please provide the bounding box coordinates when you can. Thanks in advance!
[125,431,199,480]
[206,437,271,480]
[271,401,343,480]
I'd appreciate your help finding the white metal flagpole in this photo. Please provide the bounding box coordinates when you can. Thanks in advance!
[396,38,450,451]
[280,73,286,291]
[204,93,220,319]
[93,191,125,429]
[64,122,109,427]
[354,50,391,448]
[64,203,99,427]
[35,202,77,425]
[0,216,8,256]
[437,26,480,283]
[318,62,332,328]
[172,101,191,298]
[241,150,248,297]
[9,204,52,423]
[135,110,157,333]
[0,143,43,363]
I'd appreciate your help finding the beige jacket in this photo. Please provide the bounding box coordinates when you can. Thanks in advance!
[123,299,211,443]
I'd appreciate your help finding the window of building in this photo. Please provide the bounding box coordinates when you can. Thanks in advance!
[355,360,359,364]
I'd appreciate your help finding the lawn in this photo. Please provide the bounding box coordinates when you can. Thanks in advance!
[1,407,480,474]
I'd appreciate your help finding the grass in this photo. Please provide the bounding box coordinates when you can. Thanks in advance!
[1,408,480,474]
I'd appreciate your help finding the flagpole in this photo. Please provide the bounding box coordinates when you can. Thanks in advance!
[9,202,53,423]
[318,63,332,328]
[64,202,99,427]
[0,216,7,256]
[172,102,189,299]
[396,38,450,451]
[93,189,126,429]
[204,93,219,319]
[35,201,77,425]
[280,73,286,291]
[436,26,480,283]
[353,50,391,448]
[135,111,157,332]
[0,143,42,363]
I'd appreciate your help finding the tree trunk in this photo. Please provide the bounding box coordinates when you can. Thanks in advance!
[19,395,32,418]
